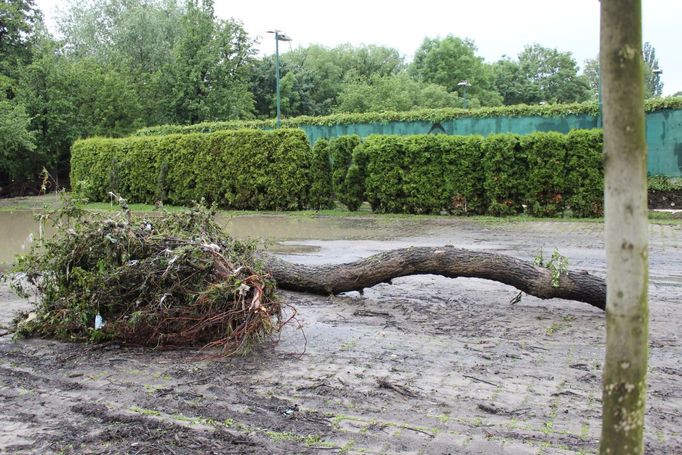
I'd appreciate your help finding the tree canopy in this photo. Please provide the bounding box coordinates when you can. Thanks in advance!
[0,1,669,193]
[493,44,590,105]
[335,73,461,113]
[410,35,502,107]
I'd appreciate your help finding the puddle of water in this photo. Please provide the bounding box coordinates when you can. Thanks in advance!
[0,212,415,269]
[266,243,321,255]
[216,214,411,241]
[0,211,51,270]
[0,210,535,270]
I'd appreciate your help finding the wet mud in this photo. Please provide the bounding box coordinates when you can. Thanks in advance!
[1,216,681,454]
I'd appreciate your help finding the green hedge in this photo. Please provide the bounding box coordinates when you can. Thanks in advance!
[72,127,605,216]
[359,130,603,217]
[481,134,529,216]
[134,97,682,137]
[523,132,568,216]
[362,135,485,214]
[327,135,361,209]
[71,129,313,210]
[563,130,604,217]
[308,139,335,210]
[342,144,369,212]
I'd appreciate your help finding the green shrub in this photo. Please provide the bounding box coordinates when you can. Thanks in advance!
[480,130,604,218]
[482,134,529,216]
[72,127,608,217]
[564,130,604,217]
[363,135,485,214]
[648,175,682,191]
[342,144,369,211]
[309,139,335,209]
[443,135,486,215]
[358,131,603,217]
[71,129,313,210]
[522,132,568,216]
[363,136,404,212]
[328,135,361,202]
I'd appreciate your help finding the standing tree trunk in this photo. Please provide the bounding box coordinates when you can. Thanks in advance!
[600,1,649,454]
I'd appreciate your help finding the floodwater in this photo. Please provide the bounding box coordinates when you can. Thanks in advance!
[0,210,421,269]
[0,211,49,269]
[0,209,511,269]
[2,210,681,278]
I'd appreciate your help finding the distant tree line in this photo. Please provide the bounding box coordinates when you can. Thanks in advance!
[0,0,666,194]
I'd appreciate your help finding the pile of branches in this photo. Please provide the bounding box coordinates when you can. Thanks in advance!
[11,196,288,355]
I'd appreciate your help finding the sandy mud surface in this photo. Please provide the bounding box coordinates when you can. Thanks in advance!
[1,218,680,454]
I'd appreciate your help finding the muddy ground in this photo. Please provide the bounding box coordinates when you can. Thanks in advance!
[1,216,681,454]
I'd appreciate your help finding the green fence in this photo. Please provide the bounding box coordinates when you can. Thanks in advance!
[300,110,682,177]
[646,110,682,177]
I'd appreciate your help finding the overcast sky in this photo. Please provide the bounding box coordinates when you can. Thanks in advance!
[37,0,682,95]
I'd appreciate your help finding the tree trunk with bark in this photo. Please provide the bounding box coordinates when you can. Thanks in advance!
[263,246,606,310]
[600,1,649,454]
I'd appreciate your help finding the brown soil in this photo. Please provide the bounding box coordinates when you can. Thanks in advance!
[1,219,681,454]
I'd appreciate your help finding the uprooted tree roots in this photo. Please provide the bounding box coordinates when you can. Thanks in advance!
[11,198,289,355]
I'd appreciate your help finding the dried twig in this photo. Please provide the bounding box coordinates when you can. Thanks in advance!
[376,378,418,398]
[463,375,499,387]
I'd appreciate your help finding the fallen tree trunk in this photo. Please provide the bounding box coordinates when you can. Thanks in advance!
[264,246,606,310]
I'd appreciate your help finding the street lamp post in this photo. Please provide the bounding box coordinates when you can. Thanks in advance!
[457,80,471,109]
[267,30,292,128]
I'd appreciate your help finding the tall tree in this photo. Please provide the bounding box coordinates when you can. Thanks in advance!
[582,57,601,99]
[515,44,590,104]
[57,0,179,65]
[491,57,528,105]
[600,0,649,454]
[410,35,502,107]
[335,73,460,113]
[642,42,663,97]
[164,1,254,123]
[0,0,41,98]
[18,38,143,180]
[583,43,663,101]
[57,0,255,125]
[0,0,46,189]
[250,44,405,118]
[0,100,40,185]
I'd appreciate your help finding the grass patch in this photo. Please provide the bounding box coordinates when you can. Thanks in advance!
[1,193,680,225]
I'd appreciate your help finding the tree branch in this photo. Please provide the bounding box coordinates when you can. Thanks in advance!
[263,246,605,310]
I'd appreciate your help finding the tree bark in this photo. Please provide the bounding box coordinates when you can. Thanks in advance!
[263,246,606,310]
[600,1,649,454]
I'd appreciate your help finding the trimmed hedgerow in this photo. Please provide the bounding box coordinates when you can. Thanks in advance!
[363,135,486,214]
[563,129,604,217]
[72,127,606,217]
[358,131,604,217]
[480,130,603,217]
[522,132,568,217]
[444,135,487,215]
[328,135,361,205]
[342,144,369,211]
[133,97,682,137]
[71,129,313,210]
[309,139,335,210]
[481,134,529,216]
